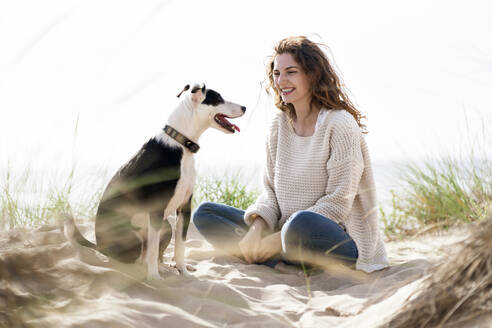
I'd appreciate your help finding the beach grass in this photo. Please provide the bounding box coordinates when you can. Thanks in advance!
[382,216,492,327]
[380,154,492,239]
[192,171,260,210]
[0,164,260,229]
[0,163,107,229]
[380,116,492,239]
[3,155,490,238]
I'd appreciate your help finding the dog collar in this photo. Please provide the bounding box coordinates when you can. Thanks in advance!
[163,125,200,153]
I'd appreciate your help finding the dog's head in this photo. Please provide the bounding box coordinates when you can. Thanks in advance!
[177,83,246,134]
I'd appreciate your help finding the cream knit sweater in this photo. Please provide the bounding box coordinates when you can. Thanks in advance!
[244,109,389,273]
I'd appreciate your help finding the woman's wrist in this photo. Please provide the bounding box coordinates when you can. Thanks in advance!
[250,214,266,232]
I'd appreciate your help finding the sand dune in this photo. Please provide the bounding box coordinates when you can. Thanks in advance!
[0,220,488,328]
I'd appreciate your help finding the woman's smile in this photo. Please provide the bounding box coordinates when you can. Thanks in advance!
[281,87,295,97]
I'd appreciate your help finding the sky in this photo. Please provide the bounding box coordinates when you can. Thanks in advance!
[1,0,491,183]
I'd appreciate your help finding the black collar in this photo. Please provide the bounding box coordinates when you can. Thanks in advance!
[163,125,200,153]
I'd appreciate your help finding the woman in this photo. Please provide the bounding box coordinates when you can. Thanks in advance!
[193,36,388,273]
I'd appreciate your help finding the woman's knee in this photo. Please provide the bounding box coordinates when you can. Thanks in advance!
[281,211,314,251]
[192,201,217,227]
[282,211,314,233]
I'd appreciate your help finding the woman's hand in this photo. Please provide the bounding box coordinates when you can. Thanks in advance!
[238,216,265,263]
[256,232,282,263]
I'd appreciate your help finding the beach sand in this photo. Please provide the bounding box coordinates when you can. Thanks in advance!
[0,219,489,328]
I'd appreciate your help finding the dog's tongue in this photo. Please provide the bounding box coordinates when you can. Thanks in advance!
[225,116,240,132]
[218,114,240,132]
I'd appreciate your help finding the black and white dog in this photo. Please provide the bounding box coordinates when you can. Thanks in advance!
[64,83,245,280]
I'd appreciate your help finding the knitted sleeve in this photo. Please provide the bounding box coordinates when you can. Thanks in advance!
[244,121,281,232]
[306,113,364,225]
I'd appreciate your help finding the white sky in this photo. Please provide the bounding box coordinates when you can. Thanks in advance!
[1,0,491,178]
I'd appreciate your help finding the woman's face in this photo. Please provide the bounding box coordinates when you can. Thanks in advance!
[273,53,311,109]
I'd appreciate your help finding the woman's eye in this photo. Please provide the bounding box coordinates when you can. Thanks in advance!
[287,71,296,74]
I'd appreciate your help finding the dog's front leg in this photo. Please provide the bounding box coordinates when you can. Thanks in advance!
[145,214,161,281]
[175,198,192,277]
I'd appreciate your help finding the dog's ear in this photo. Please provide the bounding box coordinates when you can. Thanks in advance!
[191,83,206,94]
[177,84,190,98]
[190,83,206,104]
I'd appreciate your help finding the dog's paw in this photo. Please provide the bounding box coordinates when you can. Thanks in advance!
[185,264,197,272]
[172,263,196,274]
[176,265,194,278]
[158,263,179,275]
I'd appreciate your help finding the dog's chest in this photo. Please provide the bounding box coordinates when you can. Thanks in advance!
[176,152,196,200]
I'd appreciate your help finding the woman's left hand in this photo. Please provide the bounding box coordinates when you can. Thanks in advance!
[256,231,282,263]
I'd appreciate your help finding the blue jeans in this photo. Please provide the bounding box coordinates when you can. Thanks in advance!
[192,202,358,269]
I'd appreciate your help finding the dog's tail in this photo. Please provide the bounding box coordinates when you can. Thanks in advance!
[62,212,97,250]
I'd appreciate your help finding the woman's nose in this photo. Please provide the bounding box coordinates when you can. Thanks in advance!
[275,74,286,86]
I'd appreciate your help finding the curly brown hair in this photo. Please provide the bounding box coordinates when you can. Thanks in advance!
[266,36,367,133]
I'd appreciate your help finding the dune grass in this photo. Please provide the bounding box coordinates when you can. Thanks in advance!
[382,217,492,328]
[3,155,490,239]
[379,154,492,239]
[0,164,107,229]
[379,116,492,239]
[0,164,260,229]
[192,171,260,210]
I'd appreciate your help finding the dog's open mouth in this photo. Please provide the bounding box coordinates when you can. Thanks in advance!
[214,114,240,133]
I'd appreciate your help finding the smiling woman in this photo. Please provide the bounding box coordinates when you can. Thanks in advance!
[193,36,389,274]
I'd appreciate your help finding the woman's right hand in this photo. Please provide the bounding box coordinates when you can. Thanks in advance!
[238,216,265,263]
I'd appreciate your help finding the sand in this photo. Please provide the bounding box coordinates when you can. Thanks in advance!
[0,219,488,328]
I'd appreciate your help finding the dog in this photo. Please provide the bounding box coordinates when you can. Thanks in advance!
[64,83,245,280]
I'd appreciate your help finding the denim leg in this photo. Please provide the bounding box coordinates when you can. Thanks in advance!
[193,202,248,255]
[193,202,281,268]
[281,211,358,267]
